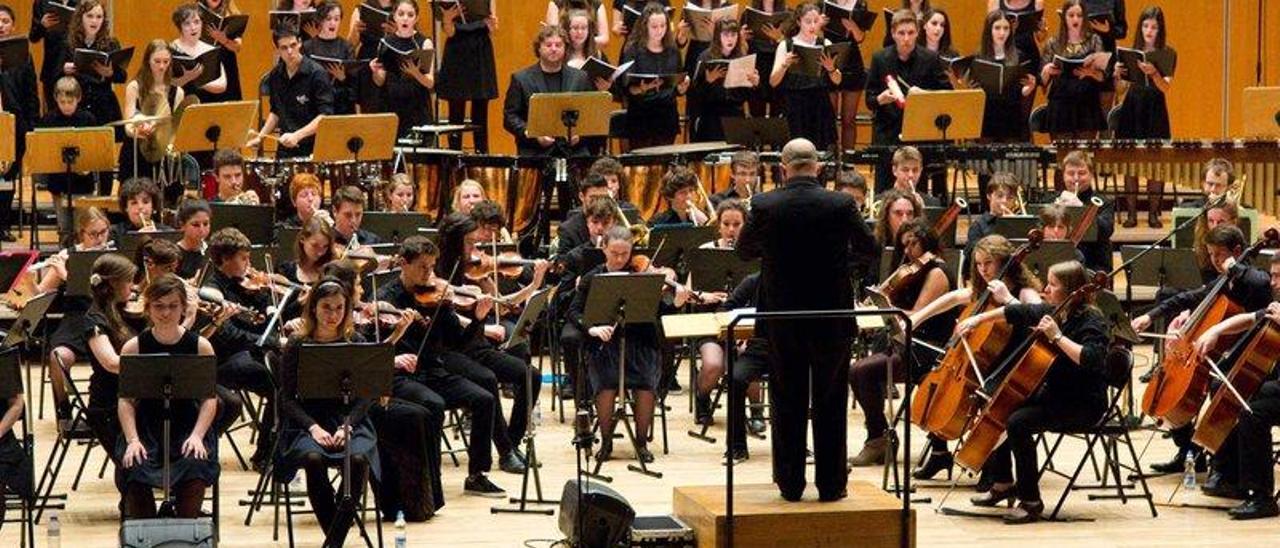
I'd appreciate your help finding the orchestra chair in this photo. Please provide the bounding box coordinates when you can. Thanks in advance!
[32,353,99,523]
[687,372,772,444]
[1037,347,1158,520]
[439,408,470,468]
[279,459,384,548]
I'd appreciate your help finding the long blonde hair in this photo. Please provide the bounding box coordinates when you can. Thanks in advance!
[133,40,174,109]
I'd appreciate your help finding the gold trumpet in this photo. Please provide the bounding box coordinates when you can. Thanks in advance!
[227,190,261,205]
[1015,184,1028,215]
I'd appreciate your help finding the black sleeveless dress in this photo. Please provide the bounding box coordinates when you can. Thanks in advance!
[779,37,838,152]
[115,329,221,489]
[1115,47,1176,140]
[888,258,957,376]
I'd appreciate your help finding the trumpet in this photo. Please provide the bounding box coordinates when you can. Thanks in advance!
[614,200,649,246]
[141,214,156,232]
[312,208,335,229]
[1015,184,1028,215]
[227,190,261,205]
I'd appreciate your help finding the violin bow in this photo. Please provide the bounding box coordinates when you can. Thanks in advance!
[414,261,462,358]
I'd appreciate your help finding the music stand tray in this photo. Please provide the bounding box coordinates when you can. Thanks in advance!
[686,248,759,294]
[505,287,553,351]
[582,273,666,328]
[1095,290,1140,345]
[1,292,55,349]
[900,89,985,142]
[210,203,276,245]
[65,250,115,299]
[313,114,399,164]
[361,212,433,243]
[171,101,258,153]
[647,225,717,272]
[119,354,218,401]
[1119,246,1203,291]
[528,92,614,142]
[1241,87,1280,139]
[27,127,119,177]
[721,117,790,151]
[988,215,1039,242]
[297,342,395,401]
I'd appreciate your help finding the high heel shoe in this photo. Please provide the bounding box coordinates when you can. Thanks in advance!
[970,485,1017,508]
[911,451,954,481]
[1002,500,1044,524]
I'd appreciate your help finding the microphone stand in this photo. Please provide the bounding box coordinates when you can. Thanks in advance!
[1109,196,1226,281]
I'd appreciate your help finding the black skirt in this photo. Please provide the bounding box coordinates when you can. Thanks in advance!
[436,27,498,101]
[1044,77,1104,134]
[783,86,837,152]
[588,332,661,395]
[1114,86,1170,139]
[115,401,220,489]
[0,433,31,498]
[276,419,381,482]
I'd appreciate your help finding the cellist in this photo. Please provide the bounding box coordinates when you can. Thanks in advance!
[904,234,1042,481]
[1128,225,1271,484]
[952,260,1111,523]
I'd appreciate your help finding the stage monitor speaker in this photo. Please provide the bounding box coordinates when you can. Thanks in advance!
[559,479,636,548]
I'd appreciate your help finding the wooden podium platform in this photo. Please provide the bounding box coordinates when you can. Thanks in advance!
[673,482,914,548]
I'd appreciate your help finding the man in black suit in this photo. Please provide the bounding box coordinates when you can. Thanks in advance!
[737,139,878,502]
[502,24,597,157]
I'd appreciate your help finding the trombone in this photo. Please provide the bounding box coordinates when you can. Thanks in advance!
[614,200,650,246]
[690,178,718,226]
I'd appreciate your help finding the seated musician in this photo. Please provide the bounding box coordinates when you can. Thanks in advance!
[1193,199,1243,284]
[1181,157,1234,208]
[135,237,199,329]
[281,172,326,228]
[468,200,516,248]
[468,200,540,339]
[699,199,746,250]
[953,260,1111,524]
[276,277,380,545]
[587,157,640,214]
[451,179,486,216]
[175,199,212,279]
[708,151,761,207]
[210,149,255,203]
[964,173,1021,271]
[502,23,597,158]
[381,173,416,213]
[868,189,923,287]
[1036,204,1088,263]
[79,255,138,467]
[200,227,281,469]
[649,166,709,227]
[833,170,869,214]
[38,76,96,241]
[375,235,509,497]
[244,27,334,158]
[556,195,619,400]
[1054,150,1114,273]
[1193,301,1280,520]
[558,173,616,253]
[1129,225,1271,483]
[888,146,941,207]
[37,207,113,295]
[117,274,219,519]
[571,225,695,463]
[110,178,172,244]
[694,271,768,461]
[278,217,337,286]
[849,219,956,467]
[437,212,547,474]
[902,234,1042,480]
[0,390,29,521]
[330,184,383,248]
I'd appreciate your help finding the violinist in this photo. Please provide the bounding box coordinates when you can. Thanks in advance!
[380,173,416,213]
[698,199,746,250]
[708,151,761,208]
[571,225,695,463]
[200,227,281,469]
[117,274,220,519]
[1055,151,1114,273]
[111,178,172,245]
[331,184,383,249]
[557,173,617,254]
[279,172,325,228]
[694,271,768,461]
[849,218,955,467]
[1192,301,1280,520]
[903,234,1042,480]
[78,254,138,479]
[175,200,212,279]
[555,195,619,400]
[134,237,198,330]
[868,188,921,289]
[469,200,516,247]
[648,166,707,227]
[952,260,1111,523]
[964,173,1021,272]
[278,217,338,286]
[375,235,509,497]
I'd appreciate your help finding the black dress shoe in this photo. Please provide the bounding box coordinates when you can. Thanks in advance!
[974,471,995,493]
[780,487,804,502]
[970,485,1017,508]
[595,438,613,462]
[818,488,848,502]
[912,451,954,481]
[1149,450,1205,474]
[1229,498,1280,520]
[1202,473,1246,500]
[636,445,655,464]
[723,447,749,464]
[498,452,528,474]
[1002,501,1044,524]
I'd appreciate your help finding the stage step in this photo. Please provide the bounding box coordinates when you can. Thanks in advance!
[673,482,914,548]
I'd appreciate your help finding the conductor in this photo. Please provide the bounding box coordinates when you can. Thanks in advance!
[737,138,876,501]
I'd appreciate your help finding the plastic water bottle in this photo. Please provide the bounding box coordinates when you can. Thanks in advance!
[394,511,407,548]
[47,512,61,548]
[1182,452,1198,490]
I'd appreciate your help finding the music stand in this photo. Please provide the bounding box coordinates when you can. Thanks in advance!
[582,272,666,480]
[314,114,398,163]
[25,127,115,250]
[119,354,217,515]
[0,250,37,294]
[988,215,1039,242]
[360,212,433,243]
[527,92,614,145]
[1241,87,1280,138]
[900,89,984,142]
[297,342,394,543]
[275,226,301,262]
[721,117,791,152]
[210,203,275,245]
[171,101,257,154]
[1017,240,1079,285]
[493,286,557,515]
[118,230,183,257]
[647,225,717,273]
[687,248,759,294]
[65,249,114,299]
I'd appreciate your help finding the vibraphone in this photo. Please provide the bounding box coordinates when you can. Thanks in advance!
[843,143,1056,200]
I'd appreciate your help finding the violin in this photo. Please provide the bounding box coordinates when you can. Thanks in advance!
[240,268,304,297]
[875,251,939,305]
[464,250,562,281]
[196,287,267,324]
[1142,228,1279,427]
[409,280,495,309]
[953,271,1108,472]
[627,254,712,305]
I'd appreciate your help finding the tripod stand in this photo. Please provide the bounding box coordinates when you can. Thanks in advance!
[493,288,557,514]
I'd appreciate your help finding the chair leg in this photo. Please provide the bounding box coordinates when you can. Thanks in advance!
[70,442,97,490]
[33,436,70,524]
[1120,428,1159,518]
[1050,432,1102,520]
[283,477,295,548]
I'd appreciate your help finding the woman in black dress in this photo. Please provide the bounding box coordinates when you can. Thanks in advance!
[370,0,434,139]
[689,19,759,142]
[0,5,38,242]
[975,10,1036,143]
[989,0,1044,67]
[918,8,961,86]
[549,0,609,53]
[347,0,395,113]
[117,274,220,519]
[437,0,497,152]
[81,254,137,463]
[1039,0,1105,140]
[1114,6,1174,228]
[563,6,606,70]
[744,0,786,118]
[278,216,337,286]
[769,3,842,153]
[198,0,244,100]
[277,278,380,547]
[824,0,868,151]
[617,3,688,150]
[303,1,356,115]
[118,40,186,185]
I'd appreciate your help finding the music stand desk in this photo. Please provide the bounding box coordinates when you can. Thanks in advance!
[527,92,614,141]
[313,114,399,164]
[171,100,258,153]
[900,89,984,142]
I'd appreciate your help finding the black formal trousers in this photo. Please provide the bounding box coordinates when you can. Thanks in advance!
[1237,379,1280,497]
[983,395,1106,502]
[391,373,494,475]
[728,345,770,453]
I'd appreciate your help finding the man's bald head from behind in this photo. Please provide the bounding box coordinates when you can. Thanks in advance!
[780,138,821,180]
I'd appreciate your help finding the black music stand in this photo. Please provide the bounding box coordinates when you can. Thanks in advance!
[0,346,34,548]
[1018,240,1080,285]
[647,225,717,274]
[118,354,217,516]
[582,273,667,480]
[5,290,55,422]
[360,212,433,243]
[493,287,556,515]
[119,230,183,257]
[297,342,394,544]
[1119,246,1202,313]
[722,117,790,152]
[687,248,760,294]
[65,250,114,299]
[210,203,275,245]
[274,226,301,262]
[0,250,36,295]
[988,215,1039,242]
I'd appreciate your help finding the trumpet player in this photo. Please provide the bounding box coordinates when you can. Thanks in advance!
[588,157,641,216]
[210,149,258,205]
[649,166,711,226]
[886,146,940,207]
[1055,151,1114,273]
[110,178,171,244]
[280,172,327,228]
[708,151,761,208]
[964,173,1022,274]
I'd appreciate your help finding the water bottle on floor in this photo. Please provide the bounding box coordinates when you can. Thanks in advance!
[1182,452,1197,490]
[48,512,61,548]
[394,511,407,548]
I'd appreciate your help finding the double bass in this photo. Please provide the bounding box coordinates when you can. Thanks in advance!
[911,230,1044,440]
[1191,313,1280,453]
[1141,229,1279,427]
[954,271,1108,472]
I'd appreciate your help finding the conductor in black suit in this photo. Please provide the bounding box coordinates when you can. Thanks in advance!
[502,24,599,158]
[737,139,878,502]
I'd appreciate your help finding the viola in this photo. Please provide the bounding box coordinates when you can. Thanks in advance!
[1192,315,1280,453]
[911,229,1043,440]
[953,271,1108,472]
[627,254,711,305]
[1141,228,1279,427]
[409,280,490,309]
[875,251,938,305]
[464,250,563,281]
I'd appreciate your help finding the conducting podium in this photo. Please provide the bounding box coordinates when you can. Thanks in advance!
[25,126,115,249]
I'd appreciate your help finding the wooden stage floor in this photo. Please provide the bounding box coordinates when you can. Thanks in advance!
[5,344,1279,547]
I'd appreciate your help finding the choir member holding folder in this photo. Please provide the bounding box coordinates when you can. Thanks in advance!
[0,4,37,242]
[547,0,609,50]
[769,3,843,153]
[303,0,356,114]
[371,0,433,139]
[689,18,758,142]
[617,2,686,150]
[990,0,1044,70]
[743,1,789,118]
[198,0,246,101]
[822,0,870,151]
[1113,6,1174,228]
[170,3,227,103]
[973,10,1036,143]
[436,0,498,152]
[1039,0,1105,141]
[563,7,606,69]
[31,0,78,113]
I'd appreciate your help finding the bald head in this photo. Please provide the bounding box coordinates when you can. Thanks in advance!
[781,138,820,179]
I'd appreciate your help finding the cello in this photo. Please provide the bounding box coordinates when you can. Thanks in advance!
[911,229,1044,440]
[1191,314,1280,453]
[1141,229,1279,427]
[953,271,1108,472]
